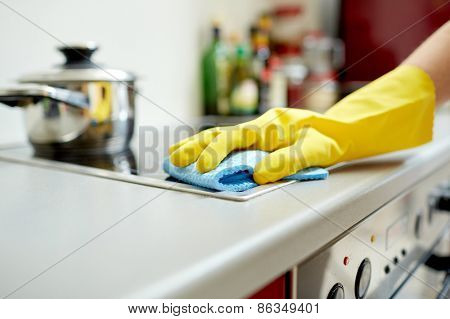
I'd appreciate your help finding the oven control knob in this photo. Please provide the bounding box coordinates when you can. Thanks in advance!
[428,184,450,223]
[435,189,450,211]
[355,258,372,299]
[327,283,345,299]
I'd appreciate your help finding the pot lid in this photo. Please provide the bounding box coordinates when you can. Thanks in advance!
[19,42,136,83]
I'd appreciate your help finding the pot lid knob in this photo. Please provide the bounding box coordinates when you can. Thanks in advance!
[58,42,98,67]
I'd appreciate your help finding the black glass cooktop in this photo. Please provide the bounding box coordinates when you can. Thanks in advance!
[0,143,294,201]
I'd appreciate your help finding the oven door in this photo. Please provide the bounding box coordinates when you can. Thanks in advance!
[393,231,449,299]
[393,263,449,298]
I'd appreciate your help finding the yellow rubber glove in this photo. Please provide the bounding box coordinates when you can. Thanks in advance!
[169,65,435,184]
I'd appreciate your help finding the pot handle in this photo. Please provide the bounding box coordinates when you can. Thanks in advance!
[0,84,89,109]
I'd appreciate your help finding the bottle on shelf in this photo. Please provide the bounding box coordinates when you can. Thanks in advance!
[267,56,287,109]
[229,39,259,115]
[202,22,231,115]
[258,67,271,113]
[248,17,273,114]
[250,25,271,81]
[283,55,308,108]
[302,31,344,112]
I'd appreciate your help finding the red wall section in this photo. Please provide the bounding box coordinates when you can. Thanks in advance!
[340,0,449,82]
[248,274,287,299]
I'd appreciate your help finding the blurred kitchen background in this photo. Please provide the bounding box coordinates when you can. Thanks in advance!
[0,0,448,144]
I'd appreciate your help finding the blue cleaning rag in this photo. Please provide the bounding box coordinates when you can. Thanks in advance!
[163,150,328,192]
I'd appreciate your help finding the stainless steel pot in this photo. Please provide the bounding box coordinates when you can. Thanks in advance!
[0,42,136,156]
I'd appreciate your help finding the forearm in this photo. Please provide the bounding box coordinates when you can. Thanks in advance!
[402,21,450,105]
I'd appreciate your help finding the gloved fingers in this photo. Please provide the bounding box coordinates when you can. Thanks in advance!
[253,123,283,151]
[196,127,257,173]
[168,128,219,155]
[169,128,221,167]
[168,136,192,155]
[246,113,315,151]
[253,143,304,185]
[293,127,344,168]
[253,127,342,184]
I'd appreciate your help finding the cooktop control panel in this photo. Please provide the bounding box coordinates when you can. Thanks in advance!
[295,175,450,299]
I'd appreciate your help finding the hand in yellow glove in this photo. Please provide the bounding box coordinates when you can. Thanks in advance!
[169,65,435,184]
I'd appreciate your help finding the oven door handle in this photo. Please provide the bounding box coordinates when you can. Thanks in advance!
[425,254,450,299]
[425,254,450,272]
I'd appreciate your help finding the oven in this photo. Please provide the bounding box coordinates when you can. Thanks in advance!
[293,176,449,299]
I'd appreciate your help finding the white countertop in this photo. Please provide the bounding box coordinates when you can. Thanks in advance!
[0,108,449,298]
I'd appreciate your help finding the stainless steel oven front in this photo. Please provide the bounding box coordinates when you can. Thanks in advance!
[294,174,450,299]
